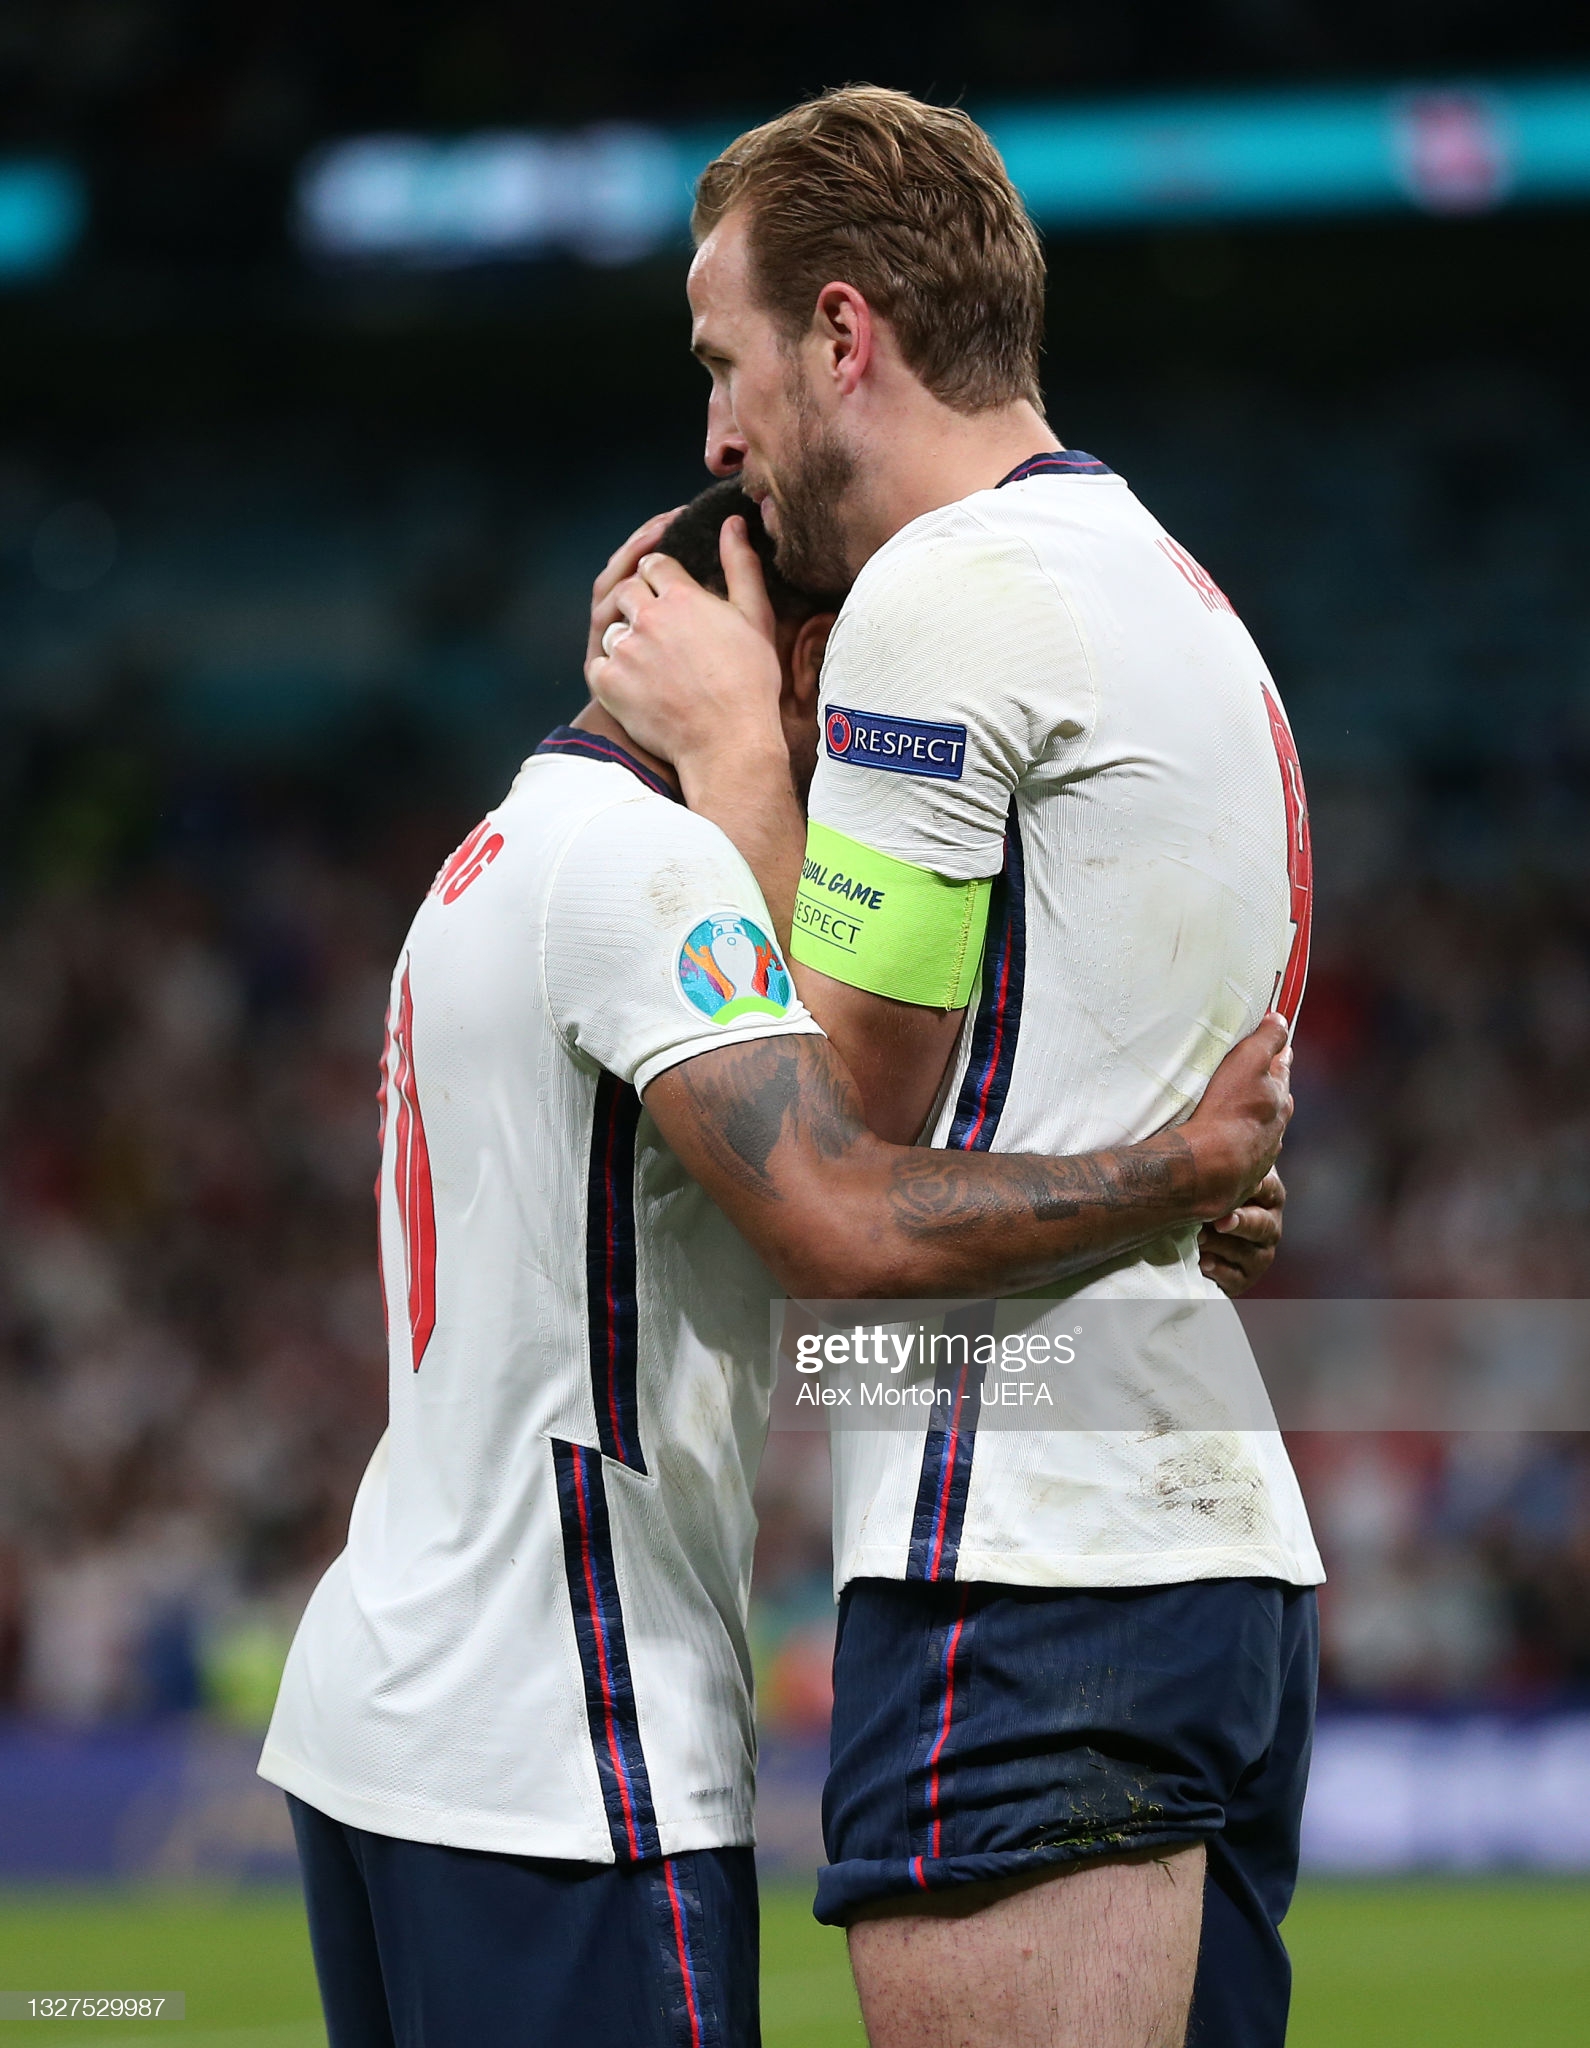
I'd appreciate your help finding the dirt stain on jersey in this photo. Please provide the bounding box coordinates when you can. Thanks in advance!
[647,860,701,928]
[1145,1433,1264,1533]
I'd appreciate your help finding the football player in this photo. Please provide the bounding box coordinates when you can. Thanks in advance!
[592,87,1320,2048]
[260,492,1293,2046]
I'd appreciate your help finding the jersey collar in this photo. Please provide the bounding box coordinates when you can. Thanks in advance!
[997,449,1113,486]
[534,725,681,802]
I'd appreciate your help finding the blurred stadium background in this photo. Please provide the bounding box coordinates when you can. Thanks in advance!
[1,3,1588,2040]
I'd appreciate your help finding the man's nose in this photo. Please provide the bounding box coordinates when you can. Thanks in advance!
[705,392,747,477]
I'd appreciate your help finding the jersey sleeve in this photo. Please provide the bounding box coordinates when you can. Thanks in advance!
[793,523,1094,1006]
[544,794,823,1096]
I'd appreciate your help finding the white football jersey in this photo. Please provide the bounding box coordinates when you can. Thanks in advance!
[812,450,1324,1593]
[259,730,821,1861]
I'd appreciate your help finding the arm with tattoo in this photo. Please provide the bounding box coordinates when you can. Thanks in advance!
[644,1017,1292,1298]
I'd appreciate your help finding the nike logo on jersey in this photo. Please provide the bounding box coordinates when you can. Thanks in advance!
[824,706,967,781]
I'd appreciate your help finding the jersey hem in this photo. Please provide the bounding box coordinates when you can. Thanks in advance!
[835,1542,1325,1594]
[257,1744,757,1862]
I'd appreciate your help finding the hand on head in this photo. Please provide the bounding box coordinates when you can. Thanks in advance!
[586,515,785,776]
[585,507,683,678]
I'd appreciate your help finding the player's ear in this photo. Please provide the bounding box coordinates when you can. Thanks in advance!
[814,283,872,396]
[787,612,835,718]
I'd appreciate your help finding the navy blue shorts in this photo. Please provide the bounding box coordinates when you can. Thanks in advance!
[288,1796,759,2048]
[818,1577,1317,2048]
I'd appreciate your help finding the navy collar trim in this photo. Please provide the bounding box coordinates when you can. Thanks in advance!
[997,449,1113,487]
[534,725,680,802]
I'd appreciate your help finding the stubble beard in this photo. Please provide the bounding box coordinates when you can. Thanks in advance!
[759,378,856,595]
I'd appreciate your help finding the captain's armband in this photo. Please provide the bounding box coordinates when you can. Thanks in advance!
[789,821,991,1009]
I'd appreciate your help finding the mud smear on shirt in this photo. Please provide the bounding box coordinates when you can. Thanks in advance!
[1144,1433,1264,1534]
[647,860,702,928]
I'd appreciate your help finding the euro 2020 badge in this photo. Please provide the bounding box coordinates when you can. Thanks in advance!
[677,915,793,1025]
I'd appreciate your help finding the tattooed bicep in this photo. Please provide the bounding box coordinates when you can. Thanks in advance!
[647,1036,869,1201]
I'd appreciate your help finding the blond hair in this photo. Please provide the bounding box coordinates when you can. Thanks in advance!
[693,85,1045,415]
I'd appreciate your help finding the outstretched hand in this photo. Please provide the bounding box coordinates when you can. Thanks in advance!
[587,516,785,778]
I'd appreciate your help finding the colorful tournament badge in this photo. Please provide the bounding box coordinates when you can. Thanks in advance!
[677,914,793,1025]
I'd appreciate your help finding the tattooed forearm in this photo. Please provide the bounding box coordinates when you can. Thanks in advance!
[799,1038,867,1163]
[649,1033,1229,1298]
[670,1038,802,1195]
[887,1136,1198,1242]
[667,1037,869,1199]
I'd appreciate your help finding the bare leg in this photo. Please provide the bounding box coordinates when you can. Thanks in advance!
[846,1843,1206,2048]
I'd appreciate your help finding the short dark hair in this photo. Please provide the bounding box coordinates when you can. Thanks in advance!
[656,481,843,621]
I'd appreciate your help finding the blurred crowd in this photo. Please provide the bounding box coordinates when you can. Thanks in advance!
[0,831,404,1721]
[1,361,1588,1730]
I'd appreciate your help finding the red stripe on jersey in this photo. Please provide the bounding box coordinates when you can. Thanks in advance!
[928,1368,972,1579]
[1261,684,1313,1027]
[392,963,438,1371]
[572,1446,643,1857]
[958,933,1012,1151]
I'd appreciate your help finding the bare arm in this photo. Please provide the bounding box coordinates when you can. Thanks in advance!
[644,1017,1291,1299]
[791,965,966,1144]
[679,747,806,958]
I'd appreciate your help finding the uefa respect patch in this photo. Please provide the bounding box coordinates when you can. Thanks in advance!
[677,914,794,1026]
[824,704,968,781]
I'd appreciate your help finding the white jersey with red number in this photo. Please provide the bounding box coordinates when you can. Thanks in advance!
[813,450,1325,1593]
[259,729,821,1861]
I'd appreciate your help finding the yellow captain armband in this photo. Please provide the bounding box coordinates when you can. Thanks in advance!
[789,820,992,1009]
